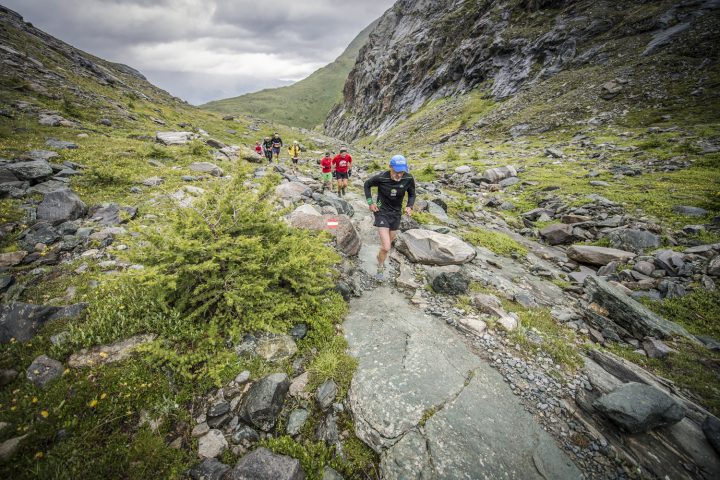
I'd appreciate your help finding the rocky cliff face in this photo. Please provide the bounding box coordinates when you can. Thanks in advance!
[325,0,720,140]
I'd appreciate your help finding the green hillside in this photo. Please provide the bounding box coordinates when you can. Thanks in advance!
[201,19,378,129]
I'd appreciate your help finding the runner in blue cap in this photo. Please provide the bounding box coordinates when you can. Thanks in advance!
[363,154,416,280]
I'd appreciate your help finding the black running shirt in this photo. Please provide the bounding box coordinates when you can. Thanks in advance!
[363,170,416,213]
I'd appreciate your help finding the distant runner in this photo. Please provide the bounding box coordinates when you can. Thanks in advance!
[262,137,274,162]
[363,154,416,281]
[319,151,333,193]
[254,141,263,158]
[332,146,352,197]
[271,132,283,162]
[288,141,301,171]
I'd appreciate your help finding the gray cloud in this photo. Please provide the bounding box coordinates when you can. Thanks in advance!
[2,0,395,104]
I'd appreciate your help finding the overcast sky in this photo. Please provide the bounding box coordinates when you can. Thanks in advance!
[3,0,394,104]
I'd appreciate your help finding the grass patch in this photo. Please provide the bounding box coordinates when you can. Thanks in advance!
[306,335,357,398]
[510,308,584,371]
[463,227,528,257]
[640,289,720,340]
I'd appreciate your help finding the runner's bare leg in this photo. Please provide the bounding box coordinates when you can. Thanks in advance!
[377,227,391,268]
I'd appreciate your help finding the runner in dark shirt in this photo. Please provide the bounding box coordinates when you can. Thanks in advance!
[262,137,274,162]
[271,132,283,162]
[363,154,416,280]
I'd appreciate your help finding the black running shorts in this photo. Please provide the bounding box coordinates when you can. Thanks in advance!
[374,211,401,231]
[336,172,349,180]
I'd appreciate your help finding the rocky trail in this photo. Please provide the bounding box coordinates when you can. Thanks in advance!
[280,158,720,479]
[344,202,581,479]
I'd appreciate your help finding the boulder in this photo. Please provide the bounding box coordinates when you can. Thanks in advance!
[231,425,260,446]
[539,223,574,245]
[316,379,337,410]
[455,165,472,174]
[545,147,564,158]
[68,334,156,367]
[26,150,59,161]
[311,193,354,216]
[672,205,707,217]
[481,166,516,183]
[397,229,476,266]
[0,434,28,462]
[654,249,687,276]
[584,276,692,340]
[431,271,469,295]
[188,458,231,480]
[470,293,506,317]
[289,213,360,256]
[45,138,78,149]
[36,189,87,223]
[567,245,635,266]
[26,355,63,388]
[5,160,53,181]
[275,182,311,201]
[322,466,343,480]
[456,317,487,337]
[709,256,720,277]
[286,409,309,436]
[498,177,520,188]
[0,250,27,267]
[642,337,674,359]
[198,429,228,458]
[608,229,661,253]
[238,373,290,431]
[592,382,685,433]
[156,131,195,145]
[600,80,623,100]
[289,205,320,220]
[0,302,77,343]
[702,416,720,455]
[19,223,60,251]
[226,447,304,480]
[316,414,340,445]
[235,332,297,363]
[88,203,137,225]
[189,162,223,177]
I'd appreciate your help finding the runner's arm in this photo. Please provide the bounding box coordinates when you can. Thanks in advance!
[406,177,416,209]
[364,175,379,204]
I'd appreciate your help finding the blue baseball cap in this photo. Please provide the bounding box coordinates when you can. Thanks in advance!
[389,154,408,172]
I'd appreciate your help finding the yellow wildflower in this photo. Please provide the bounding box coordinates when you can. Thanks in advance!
[40,410,49,418]
[32,397,38,403]
[34,452,44,459]
[100,393,107,400]
[88,399,98,408]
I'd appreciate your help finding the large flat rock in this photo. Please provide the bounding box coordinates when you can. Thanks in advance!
[345,287,580,479]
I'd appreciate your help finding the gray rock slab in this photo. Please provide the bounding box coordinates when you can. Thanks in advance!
[227,447,304,480]
[36,189,87,223]
[26,354,63,388]
[584,276,693,340]
[593,382,685,433]
[345,287,580,479]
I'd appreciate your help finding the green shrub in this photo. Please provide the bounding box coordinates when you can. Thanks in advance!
[66,169,346,383]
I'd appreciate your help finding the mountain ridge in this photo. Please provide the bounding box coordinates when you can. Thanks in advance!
[201,18,380,129]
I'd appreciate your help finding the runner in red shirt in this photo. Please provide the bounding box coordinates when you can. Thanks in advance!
[319,152,333,193]
[332,146,352,197]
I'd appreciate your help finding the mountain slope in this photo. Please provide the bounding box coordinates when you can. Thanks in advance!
[201,19,379,129]
[0,5,373,479]
[325,0,720,140]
